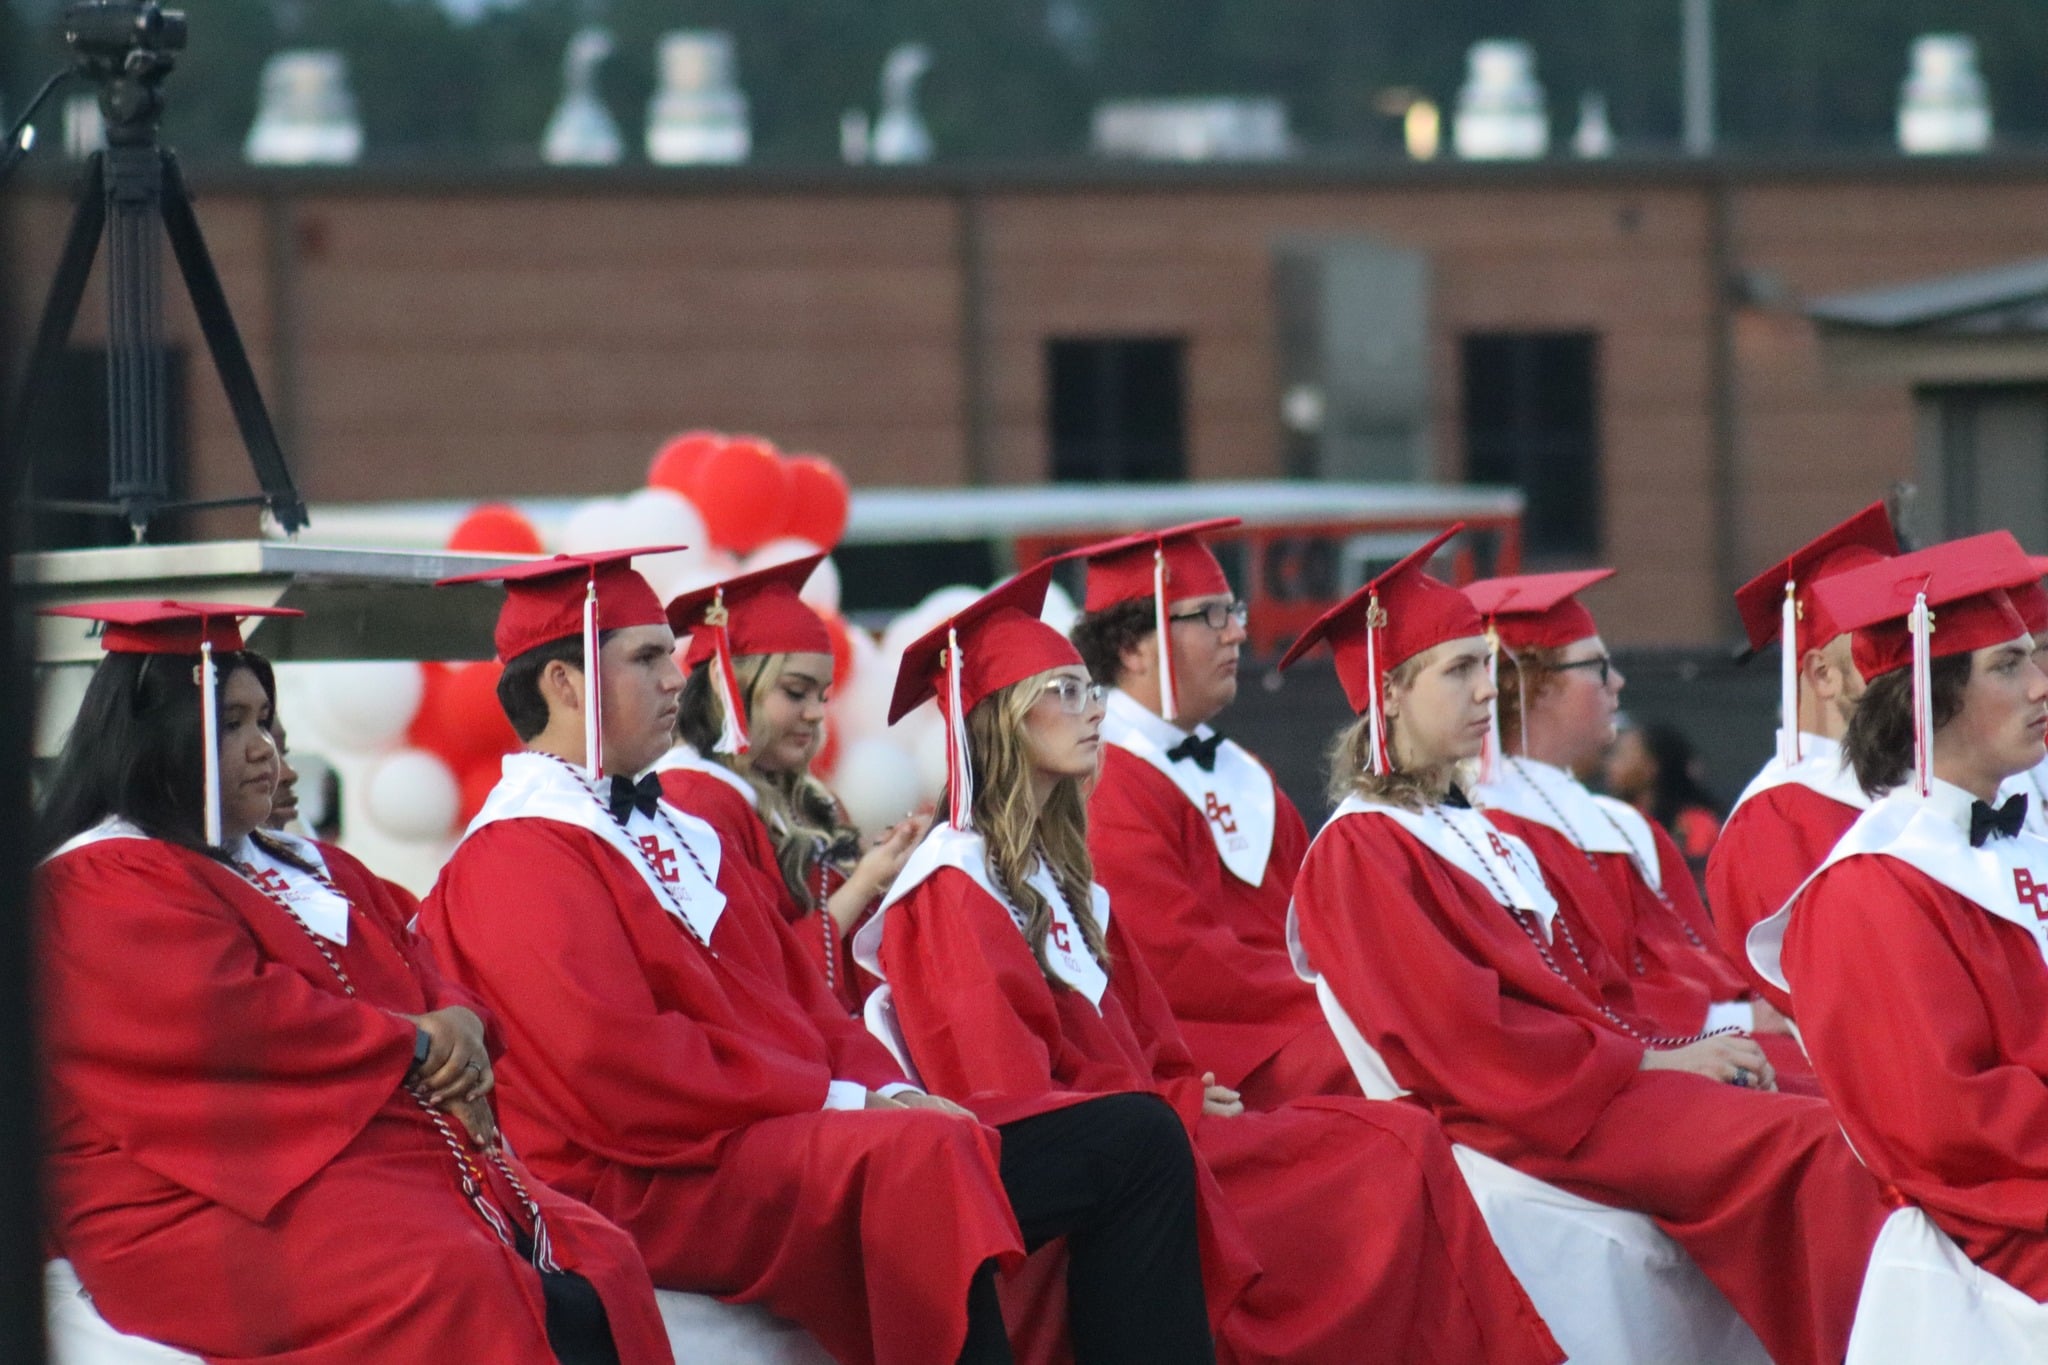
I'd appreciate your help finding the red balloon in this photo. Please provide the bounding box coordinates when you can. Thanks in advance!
[457,756,504,827]
[648,430,725,496]
[783,455,851,549]
[820,610,855,689]
[686,436,793,555]
[448,503,543,554]
[408,661,516,770]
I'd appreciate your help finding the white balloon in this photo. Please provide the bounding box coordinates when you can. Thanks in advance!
[800,556,842,615]
[742,536,841,614]
[828,625,888,743]
[879,584,984,664]
[744,535,823,569]
[363,748,460,841]
[307,661,424,753]
[907,708,950,805]
[1040,579,1079,637]
[831,737,925,836]
[560,497,624,553]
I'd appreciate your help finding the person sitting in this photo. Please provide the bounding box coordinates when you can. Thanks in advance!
[1464,569,1812,1093]
[418,549,1217,1365]
[37,600,671,1365]
[1752,531,2048,1299]
[1063,520,1357,1109]
[1282,529,1894,1365]
[858,565,1564,1365]
[658,555,923,1013]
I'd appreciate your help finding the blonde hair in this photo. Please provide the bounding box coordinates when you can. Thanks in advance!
[1326,649,1465,810]
[677,654,859,910]
[938,669,1109,988]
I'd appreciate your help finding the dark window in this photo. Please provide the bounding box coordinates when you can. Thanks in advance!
[20,347,190,549]
[1462,333,1600,558]
[1047,337,1187,482]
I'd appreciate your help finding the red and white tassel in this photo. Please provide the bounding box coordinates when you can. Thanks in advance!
[1776,581,1802,767]
[1478,625,1504,784]
[1154,547,1178,723]
[945,626,975,829]
[1365,594,1391,776]
[200,638,222,845]
[582,573,604,781]
[1910,590,1935,798]
[706,593,750,756]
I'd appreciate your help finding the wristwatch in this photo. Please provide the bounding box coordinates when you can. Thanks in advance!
[411,1026,431,1073]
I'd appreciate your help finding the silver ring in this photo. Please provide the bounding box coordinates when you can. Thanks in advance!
[464,1061,483,1077]
[1731,1066,1754,1088]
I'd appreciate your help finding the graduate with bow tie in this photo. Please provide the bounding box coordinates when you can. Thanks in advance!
[1065,520,1358,1109]
[1749,531,2048,1298]
[416,549,1033,1365]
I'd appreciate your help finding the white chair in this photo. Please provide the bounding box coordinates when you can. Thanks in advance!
[1311,977,1772,1365]
[48,1258,832,1365]
[863,983,924,1087]
[1843,1204,2048,1363]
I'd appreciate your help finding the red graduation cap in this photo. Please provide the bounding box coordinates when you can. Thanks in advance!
[888,563,1080,829]
[2010,556,2048,637]
[437,546,682,780]
[1277,526,1479,775]
[1732,501,1898,768]
[665,554,832,756]
[1066,518,1240,723]
[1812,531,2037,797]
[40,599,305,846]
[1461,569,1615,780]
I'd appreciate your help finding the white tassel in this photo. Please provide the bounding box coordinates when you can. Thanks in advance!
[1910,591,1934,798]
[1479,627,1504,784]
[707,594,750,756]
[200,639,222,846]
[582,574,603,781]
[1364,594,1389,776]
[1777,581,1802,767]
[945,627,974,829]
[1154,548,1178,723]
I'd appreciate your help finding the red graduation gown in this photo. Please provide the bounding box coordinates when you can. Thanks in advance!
[1784,852,2048,1296]
[419,814,1022,1365]
[657,765,877,1014]
[40,832,672,1365]
[879,865,1564,1365]
[1707,782,1861,1016]
[1487,809,1819,1092]
[1086,746,1356,1107]
[1293,809,1891,1365]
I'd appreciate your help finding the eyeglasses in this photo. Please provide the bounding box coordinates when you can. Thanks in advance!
[1038,677,1109,715]
[1553,655,1616,687]
[1167,600,1249,632]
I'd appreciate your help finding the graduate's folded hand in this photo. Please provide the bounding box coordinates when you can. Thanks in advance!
[1641,1034,1777,1092]
[1200,1072,1244,1118]
[446,1093,501,1152]
[862,1089,908,1111]
[403,1006,493,1105]
[892,1091,976,1120]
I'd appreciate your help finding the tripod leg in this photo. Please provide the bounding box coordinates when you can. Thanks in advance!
[5,153,106,497]
[158,150,307,533]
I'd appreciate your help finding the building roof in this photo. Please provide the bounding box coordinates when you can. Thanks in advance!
[1806,257,2048,335]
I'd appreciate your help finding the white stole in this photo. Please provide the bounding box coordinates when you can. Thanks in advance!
[1101,689,1276,886]
[230,830,352,945]
[1474,756,1666,893]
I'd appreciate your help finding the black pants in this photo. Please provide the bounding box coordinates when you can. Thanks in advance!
[513,1226,622,1365]
[956,1092,1216,1365]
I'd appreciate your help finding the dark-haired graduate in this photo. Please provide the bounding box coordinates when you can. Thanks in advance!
[658,555,923,1013]
[857,567,1564,1365]
[36,601,671,1365]
[1463,569,1815,1094]
[1706,501,1898,1014]
[419,549,1216,1365]
[1284,530,1893,1365]
[1752,532,2048,1297]
[1065,521,1356,1110]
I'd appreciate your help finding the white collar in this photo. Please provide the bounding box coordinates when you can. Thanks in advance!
[651,742,761,809]
[1730,732,1870,817]
[1100,688,1276,886]
[855,822,1112,1009]
[228,830,352,945]
[1475,755,1655,867]
[43,815,148,863]
[1319,793,1559,934]
[466,752,727,943]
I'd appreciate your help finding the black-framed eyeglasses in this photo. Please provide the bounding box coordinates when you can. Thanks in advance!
[1167,600,1249,632]
[1553,655,1616,687]
[1039,677,1109,715]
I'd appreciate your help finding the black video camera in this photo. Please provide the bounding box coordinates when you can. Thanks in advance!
[62,1,187,64]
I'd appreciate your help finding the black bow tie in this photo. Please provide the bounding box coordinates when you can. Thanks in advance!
[1970,794,2028,847]
[1443,786,1473,810]
[1165,731,1225,772]
[609,773,664,823]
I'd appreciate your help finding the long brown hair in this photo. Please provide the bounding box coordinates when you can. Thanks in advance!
[1326,649,1465,810]
[676,654,860,909]
[938,670,1110,989]
[1842,654,1972,798]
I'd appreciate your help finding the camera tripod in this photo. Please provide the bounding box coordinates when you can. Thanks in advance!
[5,1,307,541]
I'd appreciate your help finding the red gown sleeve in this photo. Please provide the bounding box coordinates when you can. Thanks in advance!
[1706,786,1858,1015]
[1294,819,1644,1157]
[422,821,857,1158]
[39,842,418,1221]
[1786,856,2048,1232]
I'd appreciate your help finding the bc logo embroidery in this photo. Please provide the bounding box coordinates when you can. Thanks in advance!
[1203,792,1238,834]
[638,834,680,884]
[241,863,293,897]
[1486,832,1516,864]
[1049,919,1073,953]
[2015,868,2048,921]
